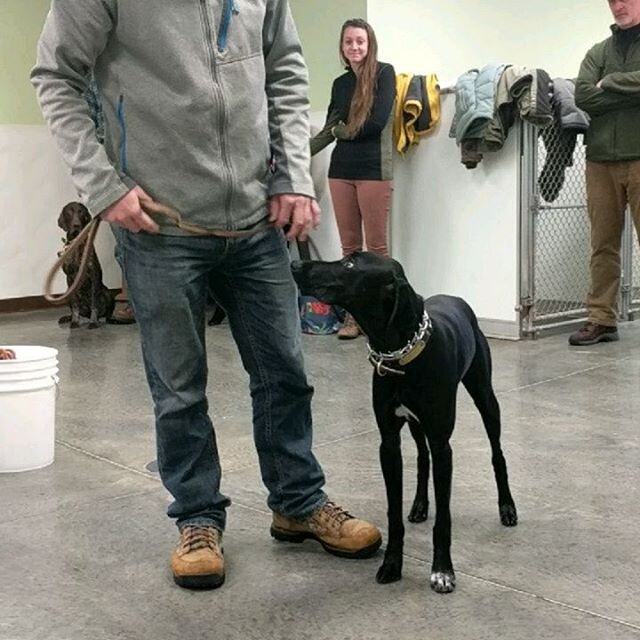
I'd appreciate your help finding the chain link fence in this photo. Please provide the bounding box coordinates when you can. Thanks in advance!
[520,122,640,336]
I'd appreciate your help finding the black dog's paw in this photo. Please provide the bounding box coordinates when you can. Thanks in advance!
[69,321,80,329]
[430,570,456,593]
[500,503,518,527]
[376,560,403,584]
[88,322,100,330]
[408,499,429,523]
[58,315,71,325]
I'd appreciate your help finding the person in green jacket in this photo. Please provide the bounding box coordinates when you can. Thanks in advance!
[570,0,640,345]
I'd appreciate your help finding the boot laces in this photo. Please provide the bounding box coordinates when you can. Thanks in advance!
[314,501,354,531]
[180,526,220,553]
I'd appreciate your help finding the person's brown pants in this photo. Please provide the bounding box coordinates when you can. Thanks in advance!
[328,179,393,256]
[586,160,640,326]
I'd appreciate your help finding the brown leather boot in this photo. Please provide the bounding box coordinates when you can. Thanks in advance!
[568,322,618,346]
[270,500,382,558]
[337,313,361,340]
[170,526,225,589]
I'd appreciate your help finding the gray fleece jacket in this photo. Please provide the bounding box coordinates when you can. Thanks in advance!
[31,0,314,234]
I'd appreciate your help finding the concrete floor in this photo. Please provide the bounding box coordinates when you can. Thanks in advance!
[1,308,639,640]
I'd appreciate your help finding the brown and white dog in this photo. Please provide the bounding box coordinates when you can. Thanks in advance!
[57,202,115,329]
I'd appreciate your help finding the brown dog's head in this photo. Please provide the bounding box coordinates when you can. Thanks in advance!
[58,202,91,241]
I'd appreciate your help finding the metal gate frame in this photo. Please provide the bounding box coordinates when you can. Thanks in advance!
[519,122,640,338]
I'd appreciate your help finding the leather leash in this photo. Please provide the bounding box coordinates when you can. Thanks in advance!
[44,198,261,306]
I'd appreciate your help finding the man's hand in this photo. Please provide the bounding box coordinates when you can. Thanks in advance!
[269,193,321,240]
[100,185,160,233]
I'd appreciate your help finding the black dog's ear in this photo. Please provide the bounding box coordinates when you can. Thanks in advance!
[385,273,410,331]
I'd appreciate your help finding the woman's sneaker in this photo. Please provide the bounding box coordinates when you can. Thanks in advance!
[337,313,361,340]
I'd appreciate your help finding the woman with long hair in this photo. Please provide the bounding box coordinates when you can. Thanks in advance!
[311,19,396,339]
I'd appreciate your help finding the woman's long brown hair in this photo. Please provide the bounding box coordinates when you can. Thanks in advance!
[339,18,379,137]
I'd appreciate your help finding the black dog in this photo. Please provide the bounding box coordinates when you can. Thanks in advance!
[291,252,517,593]
[57,202,115,329]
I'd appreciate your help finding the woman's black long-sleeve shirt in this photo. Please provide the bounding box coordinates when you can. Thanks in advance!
[318,62,396,181]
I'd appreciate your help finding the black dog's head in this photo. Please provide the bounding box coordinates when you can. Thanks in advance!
[291,251,423,350]
[58,202,91,241]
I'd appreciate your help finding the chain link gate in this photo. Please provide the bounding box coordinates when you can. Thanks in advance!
[519,121,640,337]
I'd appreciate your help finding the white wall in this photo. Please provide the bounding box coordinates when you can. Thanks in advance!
[368,0,612,84]
[391,96,520,327]
[0,126,121,300]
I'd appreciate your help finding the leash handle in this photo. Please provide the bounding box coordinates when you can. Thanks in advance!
[140,199,259,238]
[44,196,296,306]
[44,216,101,305]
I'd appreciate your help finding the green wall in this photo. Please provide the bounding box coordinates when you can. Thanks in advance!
[290,0,367,111]
[0,0,50,125]
[0,0,364,125]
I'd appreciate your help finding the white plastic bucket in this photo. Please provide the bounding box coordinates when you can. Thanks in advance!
[0,346,58,473]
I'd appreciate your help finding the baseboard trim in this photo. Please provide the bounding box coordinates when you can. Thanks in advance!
[0,290,120,314]
[0,295,56,314]
[477,317,520,340]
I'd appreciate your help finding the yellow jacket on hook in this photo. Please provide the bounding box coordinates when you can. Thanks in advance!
[394,73,441,154]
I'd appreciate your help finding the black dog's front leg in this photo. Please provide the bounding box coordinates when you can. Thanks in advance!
[376,427,405,584]
[371,380,406,584]
[429,437,455,593]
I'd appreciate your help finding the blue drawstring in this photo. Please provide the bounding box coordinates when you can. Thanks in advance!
[218,0,237,51]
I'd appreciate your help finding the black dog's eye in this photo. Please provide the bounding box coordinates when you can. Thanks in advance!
[344,261,355,270]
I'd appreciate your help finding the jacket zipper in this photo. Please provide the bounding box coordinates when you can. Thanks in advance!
[116,94,128,173]
[200,0,235,229]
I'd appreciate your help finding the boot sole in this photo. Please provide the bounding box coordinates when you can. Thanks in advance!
[270,526,382,559]
[568,332,619,346]
[173,572,225,590]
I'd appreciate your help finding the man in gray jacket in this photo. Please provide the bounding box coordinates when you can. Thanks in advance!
[32,0,381,589]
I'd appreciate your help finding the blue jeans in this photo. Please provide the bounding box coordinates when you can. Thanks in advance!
[115,226,327,531]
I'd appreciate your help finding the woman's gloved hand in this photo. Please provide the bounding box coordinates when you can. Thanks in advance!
[331,121,351,140]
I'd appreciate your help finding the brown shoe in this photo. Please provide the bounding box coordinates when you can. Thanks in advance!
[170,526,225,589]
[107,304,136,325]
[270,500,382,559]
[568,322,619,346]
[337,313,361,340]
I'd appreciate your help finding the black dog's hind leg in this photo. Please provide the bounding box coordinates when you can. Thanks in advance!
[407,419,430,523]
[462,334,517,527]
[374,394,406,584]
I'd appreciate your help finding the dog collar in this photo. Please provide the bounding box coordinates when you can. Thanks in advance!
[367,305,432,377]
